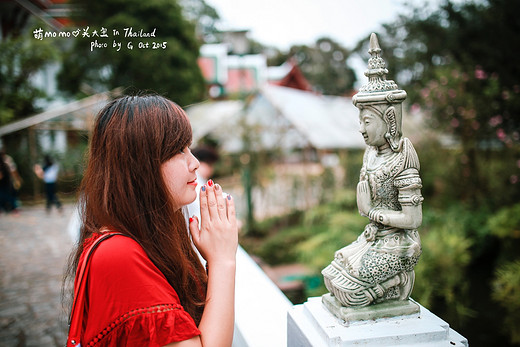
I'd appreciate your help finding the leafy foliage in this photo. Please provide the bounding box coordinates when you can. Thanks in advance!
[488,203,520,343]
[58,0,206,106]
[413,206,474,321]
[0,33,58,125]
[492,260,520,343]
[296,209,365,272]
[488,204,520,239]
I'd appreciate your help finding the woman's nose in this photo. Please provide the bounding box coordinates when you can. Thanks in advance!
[190,154,200,171]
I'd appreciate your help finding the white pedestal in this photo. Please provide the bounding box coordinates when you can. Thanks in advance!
[287,297,468,347]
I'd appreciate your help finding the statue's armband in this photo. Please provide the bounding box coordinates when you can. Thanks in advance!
[395,168,423,206]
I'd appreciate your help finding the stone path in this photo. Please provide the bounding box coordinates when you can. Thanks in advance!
[0,204,75,347]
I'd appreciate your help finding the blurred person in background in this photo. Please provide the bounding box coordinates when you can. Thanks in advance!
[34,154,62,214]
[0,150,20,214]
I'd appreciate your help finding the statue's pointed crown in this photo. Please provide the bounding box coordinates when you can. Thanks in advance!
[353,33,406,106]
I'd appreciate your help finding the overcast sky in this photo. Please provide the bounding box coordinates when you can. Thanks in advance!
[204,0,438,51]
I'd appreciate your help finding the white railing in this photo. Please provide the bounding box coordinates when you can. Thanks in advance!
[233,246,293,347]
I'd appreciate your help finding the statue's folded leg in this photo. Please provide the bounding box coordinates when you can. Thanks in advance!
[328,269,416,307]
[322,263,339,292]
[329,270,373,307]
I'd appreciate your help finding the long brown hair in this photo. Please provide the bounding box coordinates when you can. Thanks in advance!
[66,95,207,324]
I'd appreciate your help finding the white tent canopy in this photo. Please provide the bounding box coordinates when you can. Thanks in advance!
[259,85,365,150]
[185,84,365,153]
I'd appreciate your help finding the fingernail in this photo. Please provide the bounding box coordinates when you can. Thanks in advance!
[215,183,221,191]
[189,217,193,223]
[201,185,206,192]
[207,179,214,187]
[227,194,232,200]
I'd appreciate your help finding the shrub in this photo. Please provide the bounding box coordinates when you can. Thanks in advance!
[492,260,520,344]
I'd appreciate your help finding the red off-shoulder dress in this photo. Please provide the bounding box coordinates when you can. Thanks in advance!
[77,233,201,346]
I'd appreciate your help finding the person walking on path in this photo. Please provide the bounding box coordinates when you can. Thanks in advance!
[34,155,62,213]
[64,94,238,347]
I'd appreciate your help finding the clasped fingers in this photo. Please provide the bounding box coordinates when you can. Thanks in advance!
[199,180,237,226]
[193,180,238,264]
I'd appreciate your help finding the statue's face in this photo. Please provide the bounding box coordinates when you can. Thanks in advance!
[359,108,387,147]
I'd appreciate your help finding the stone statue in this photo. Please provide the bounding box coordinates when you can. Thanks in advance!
[321,33,423,317]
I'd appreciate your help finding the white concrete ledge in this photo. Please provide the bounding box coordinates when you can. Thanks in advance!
[233,246,293,347]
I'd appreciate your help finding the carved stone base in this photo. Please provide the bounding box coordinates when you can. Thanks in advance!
[287,296,468,347]
[322,293,420,323]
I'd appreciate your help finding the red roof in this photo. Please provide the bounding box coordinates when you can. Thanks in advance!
[271,60,313,92]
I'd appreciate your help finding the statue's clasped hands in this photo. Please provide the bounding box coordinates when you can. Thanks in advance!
[358,180,387,225]
[189,180,239,267]
[357,180,372,216]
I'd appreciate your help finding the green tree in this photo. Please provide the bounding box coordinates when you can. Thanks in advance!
[270,37,357,95]
[0,3,58,126]
[58,0,206,106]
[0,36,57,125]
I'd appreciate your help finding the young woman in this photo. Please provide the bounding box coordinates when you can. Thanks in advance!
[65,95,238,347]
